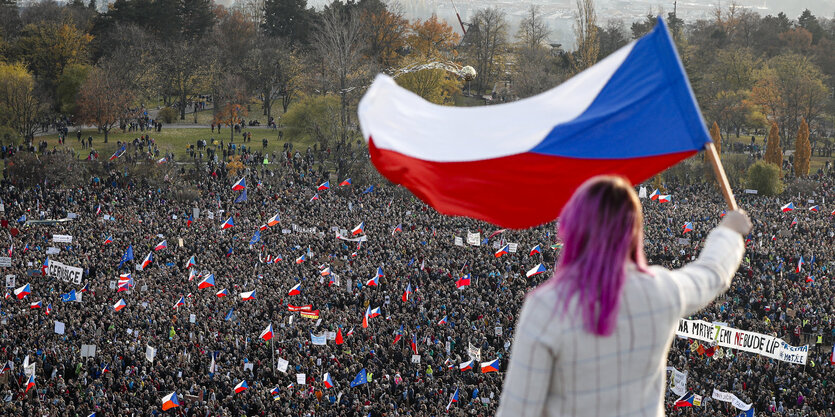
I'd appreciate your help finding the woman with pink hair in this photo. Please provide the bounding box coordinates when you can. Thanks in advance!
[497,175,751,417]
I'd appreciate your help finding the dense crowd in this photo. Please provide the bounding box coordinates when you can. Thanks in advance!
[0,144,832,417]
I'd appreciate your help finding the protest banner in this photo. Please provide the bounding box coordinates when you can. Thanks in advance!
[711,389,752,411]
[466,232,481,246]
[48,260,83,284]
[52,234,73,243]
[668,368,687,396]
[676,318,807,364]
[277,358,289,373]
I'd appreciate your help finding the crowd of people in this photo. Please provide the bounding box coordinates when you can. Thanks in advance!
[0,142,832,416]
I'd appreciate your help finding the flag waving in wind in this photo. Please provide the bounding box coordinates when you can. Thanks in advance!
[358,19,711,229]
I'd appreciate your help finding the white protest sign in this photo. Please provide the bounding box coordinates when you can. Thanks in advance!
[495,326,502,336]
[48,260,83,284]
[189,314,196,323]
[207,211,214,220]
[467,232,481,246]
[52,234,73,243]
[277,358,289,373]
[411,355,421,364]
[46,247,61,255]
[81,344,97,358]
[508,243,518,253]
[5,275,14,288]
[54,321,65,335]
[145,345,156,363]
[638,186,647,199]
[296,373,306,384]
[454,237,464,247]
[244,363,254,372]
[668,368,687,396]
[0,257,11,267]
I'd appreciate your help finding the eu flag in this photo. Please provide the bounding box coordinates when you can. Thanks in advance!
[61,290,77,302]
[118,245,134,269]
[350,368,368,387]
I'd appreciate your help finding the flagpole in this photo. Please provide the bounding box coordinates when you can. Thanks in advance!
[704,142,738,211]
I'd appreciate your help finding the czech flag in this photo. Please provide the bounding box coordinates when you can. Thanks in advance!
[720,209,727,217]
[188,269,199,281]
[267,213,281,226]
[240,289,256,300]
[358,19,711,229]
[113,299,126,312]
[317,181,330,190]
[101,364,110,373]
[525,263,547,278]
[187,215,193,227]
[323,372,334,388]
[295,254,306,264]
[198,274,215,289]
[95,204,101,215]
[480,359,499,373]
[42,257,49,276]
[187,255,197,269]
[221,216,234,230]
[791,217,798,227]
[674,392,701,407]
[392,224,402,236]
[45,303,52,315]
[797,256,804,273]
[232,177,246,191]
[260,323,274,341]
[352,222,365,235]
[109,145,126,161]
[161,392,180,411]
[154,240,167,251]
[320,267,331,276]
[310,193,319,201]
[366,276,379,286]
[14,283,30,299]
[25,374,35,393]
[103,236,113,245]
[446,387,459,411]
[369,306,381,318]
[410,333,418,354]
[216,288,228,298]
[459,360,474,371]
[233,380,248,394]
[339,178,352,186]
[376,267,384,278]
[81,283,91,293]
[140,252,153,270]
[529,245,541,256]
[781,202,795,212]
[649,189,660,200]
[809,205,819,212]
[30,301,42,309]
[437,315,448,325]
[456,274,471,289]
[174,296,185,309]
[363,306,371,328]
[402,283,412,302]
[288,283,302,296]
[658,194,672,203]
[682,222,693,234]
[495,245,509,258]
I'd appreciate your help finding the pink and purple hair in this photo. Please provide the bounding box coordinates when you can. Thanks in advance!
[543,175,649,336]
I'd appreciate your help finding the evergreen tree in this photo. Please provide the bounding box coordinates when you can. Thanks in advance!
[793,118,811,177]
[262,0,316,45]
[710,121,721,155]
[764,122,782,174]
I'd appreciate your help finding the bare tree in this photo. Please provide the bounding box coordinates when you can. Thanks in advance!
[244,37,301,119]
[517,5,550,50]
[313,7,367,141]
[573,0,599,72]
[468,7,509,94]
[77,65,134,143]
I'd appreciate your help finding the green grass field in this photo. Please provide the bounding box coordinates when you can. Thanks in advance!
[41,127,315,162]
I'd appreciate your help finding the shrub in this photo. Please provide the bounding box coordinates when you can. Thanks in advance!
[746,160,784,196]
[158,107,178,124]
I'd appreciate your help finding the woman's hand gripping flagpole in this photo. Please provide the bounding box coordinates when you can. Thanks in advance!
[704,142,738,211]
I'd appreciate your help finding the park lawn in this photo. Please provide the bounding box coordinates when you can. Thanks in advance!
[40,127,315,162]
[164,100,287,126]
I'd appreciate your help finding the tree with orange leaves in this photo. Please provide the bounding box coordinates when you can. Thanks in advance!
[363,8,409,68]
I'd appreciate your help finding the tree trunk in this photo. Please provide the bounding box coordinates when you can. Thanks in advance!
[104,127,109,143]
[180,92,187,120]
